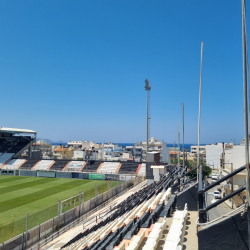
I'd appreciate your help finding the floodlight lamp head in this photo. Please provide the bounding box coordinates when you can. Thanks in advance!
[145,79,151,91]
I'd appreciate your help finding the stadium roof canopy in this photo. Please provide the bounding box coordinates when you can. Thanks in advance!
[0,127,36,134]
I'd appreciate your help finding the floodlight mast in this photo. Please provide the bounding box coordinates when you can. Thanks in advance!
[145,79,151,157]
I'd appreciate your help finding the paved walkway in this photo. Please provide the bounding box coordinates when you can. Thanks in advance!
[184,211,198,250]
[41,181,147,250]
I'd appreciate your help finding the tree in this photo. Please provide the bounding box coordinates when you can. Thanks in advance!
[170,158,212,180]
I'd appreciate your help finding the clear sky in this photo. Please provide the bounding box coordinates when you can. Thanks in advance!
[0,1,247,144]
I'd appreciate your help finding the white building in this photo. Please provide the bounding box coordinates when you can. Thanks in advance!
[67,140,101,149]
[124,136,169,163]
[190,145,206,161]
[73,148,102,161]
[206,143,225,169]
[103,143,123,161]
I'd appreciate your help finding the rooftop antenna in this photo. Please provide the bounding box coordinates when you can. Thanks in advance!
[145,79,151,157]
[242,0,250,248]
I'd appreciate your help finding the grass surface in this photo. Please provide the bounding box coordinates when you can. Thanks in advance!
[0,175,121,243]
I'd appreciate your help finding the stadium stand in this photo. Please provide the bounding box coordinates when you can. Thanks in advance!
[19,160,40,170]
[32,160,55,170]
[0,136,32,154]
[138,163,146,176]
[118,162,139,174]
[65,161,86,172]
[83,161,102,173]
[2,159,26,170]
[60,174,182,250]
[0,153,14,168]
[0,134,34,168]
[98,162,120,174]
[50,160,70,171]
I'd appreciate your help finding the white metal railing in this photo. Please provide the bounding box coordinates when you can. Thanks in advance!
[196,204,245,229]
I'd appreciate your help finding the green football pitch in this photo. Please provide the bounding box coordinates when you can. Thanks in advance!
[0,175,120,243]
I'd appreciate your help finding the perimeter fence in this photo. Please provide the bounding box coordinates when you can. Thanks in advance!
[0,176,144,250]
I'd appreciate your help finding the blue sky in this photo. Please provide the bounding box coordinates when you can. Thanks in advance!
[0,1,247,144]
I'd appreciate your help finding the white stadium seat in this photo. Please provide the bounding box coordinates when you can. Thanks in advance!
[98,162,120,174]
[33,160,55,170]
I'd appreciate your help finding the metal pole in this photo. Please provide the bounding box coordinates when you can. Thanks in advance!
[95,185,97,197]
[146,86,149,157]
[177,122,180,168]
[108,180,109,191]
[231,163,234,208]
[58,200,60,216]
[79,191,81,218]
[197,42,203,182]
[181,103,184,167]
[242,1,250,247]
[26,213,28,248]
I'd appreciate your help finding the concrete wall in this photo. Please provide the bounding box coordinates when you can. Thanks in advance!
[19,170,37,177]
[198,211,248,250]
[225,145,246,169]
[55,172,72,178]
[37,171,55,178]
[0,169,15,175]
[79,173,89,179]
[206,144,223,168]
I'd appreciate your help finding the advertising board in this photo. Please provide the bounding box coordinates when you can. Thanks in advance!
[37,171,55,178]
[105,174,119,180]
[89,174,105,180]
[119,174,134,181]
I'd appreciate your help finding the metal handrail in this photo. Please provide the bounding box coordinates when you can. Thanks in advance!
[200,186,246,213]
[196,204,245,227]
[199,165,246,193]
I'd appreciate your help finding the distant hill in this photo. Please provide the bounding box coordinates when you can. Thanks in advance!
[37,138,67,144]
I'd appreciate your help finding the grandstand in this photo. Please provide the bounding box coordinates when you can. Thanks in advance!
[118,162,139,174]
[0,127,36,169]
[2,159,145,175]
[19,160,39,170]
[136,163,146,176]
[2,159,26,169]
[32,160,55,170]
[60,174,187,250]
[83,161,102,173]
[50,160,70,171]
[98,162,120,174]
[65,161,86,172]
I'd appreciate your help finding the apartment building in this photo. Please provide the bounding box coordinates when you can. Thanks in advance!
[103,142,123,161]
[124,136,169,163]
[190,145,206,161]
[53,148,77,159]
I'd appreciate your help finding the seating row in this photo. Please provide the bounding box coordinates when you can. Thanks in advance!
[0,153,15,168]
[142,218,167,250]
[62,175,174,250]
[163,203,188,250]
[138,163,146,175]
[98,162,120,174]
[2,159,26,169]
[65,161,85,171]
[32,160,55,170]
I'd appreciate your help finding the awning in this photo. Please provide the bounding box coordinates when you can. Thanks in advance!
[0,127,36,134]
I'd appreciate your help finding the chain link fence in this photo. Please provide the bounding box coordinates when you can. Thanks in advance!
[0,176,145,250]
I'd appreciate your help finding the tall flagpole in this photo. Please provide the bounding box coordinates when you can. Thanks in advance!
[242,0,250,248]
[197,42,203,182]
[177,122,180,168]
[181,103,184,167]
